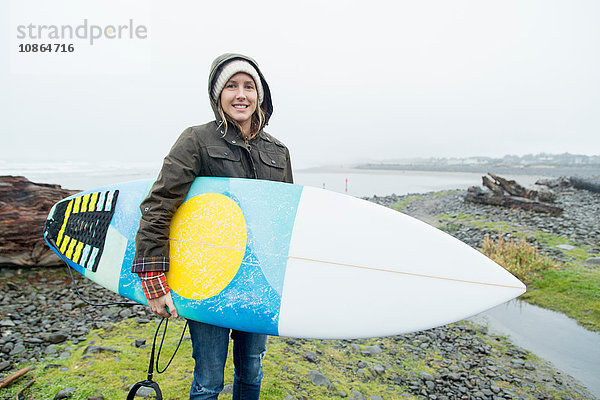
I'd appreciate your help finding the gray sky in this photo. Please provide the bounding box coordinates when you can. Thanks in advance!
[3,0,599,169]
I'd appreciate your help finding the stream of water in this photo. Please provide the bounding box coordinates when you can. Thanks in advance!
[472,301,600,398]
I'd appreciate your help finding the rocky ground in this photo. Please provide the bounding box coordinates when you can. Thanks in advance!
[0,269,154,372]
[1,185,599,399]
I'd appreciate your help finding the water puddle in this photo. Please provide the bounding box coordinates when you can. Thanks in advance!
[471,300,600,398]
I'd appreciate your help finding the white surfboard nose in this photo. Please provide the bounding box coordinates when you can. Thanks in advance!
[278,187,525,339]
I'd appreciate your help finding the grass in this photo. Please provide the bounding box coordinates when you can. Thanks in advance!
[4,319,588,400]
[390,190,459,213]
[480,235,600,332]
[432,197,600,332]
[523,268,600,332]
[1,321,430,400]
[3,318,590,400]
[390,195,425,212]
[481,235,556,286]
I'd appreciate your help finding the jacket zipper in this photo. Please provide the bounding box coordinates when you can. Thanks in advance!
[245,139,258,179]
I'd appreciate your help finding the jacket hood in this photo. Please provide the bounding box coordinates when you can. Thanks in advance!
[208,53,273,129]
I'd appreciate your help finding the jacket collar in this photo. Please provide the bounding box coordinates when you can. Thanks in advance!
[216,122,267,146]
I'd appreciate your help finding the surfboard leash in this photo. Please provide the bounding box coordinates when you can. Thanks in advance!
[45,234,139,307]
[127,317,189,400]
[46,234,188,398]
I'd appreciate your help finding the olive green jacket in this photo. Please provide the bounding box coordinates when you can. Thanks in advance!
[132,54,293,273]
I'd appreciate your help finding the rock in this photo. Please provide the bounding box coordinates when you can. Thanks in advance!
[0,360,12,371]
[83,345,120,354]
[584,257,600,268]
[448,372,461,381]
[48,332,69,344]
[2,342,14,353]
[304,351,318,363]
[419,371,434,381]
[362,345,383,356]
[133,339,146,348]
[308,370,330,386]
[54,386,77,399]
[0,176,78,267]
[87,396,105,400]
[372,364,385,375]
[128,384,155,398]
[350,390,367,400]
[511,358,526,368]
[570,176,600,193]
[10,343,26,355]
[556,244,576,251]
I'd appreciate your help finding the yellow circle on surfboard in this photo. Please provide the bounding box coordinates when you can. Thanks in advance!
[167,193,247,300]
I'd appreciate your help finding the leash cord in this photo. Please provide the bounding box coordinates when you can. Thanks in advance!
[45,235,138,307]
[154,317,189,374]
[45,234,186,397]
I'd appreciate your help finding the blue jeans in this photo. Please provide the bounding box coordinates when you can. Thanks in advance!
[188,320,267,400]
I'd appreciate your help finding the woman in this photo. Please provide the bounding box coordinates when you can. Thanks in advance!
[132,53,293,400]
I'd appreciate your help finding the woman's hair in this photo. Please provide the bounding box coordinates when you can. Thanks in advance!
[216,96,265,138]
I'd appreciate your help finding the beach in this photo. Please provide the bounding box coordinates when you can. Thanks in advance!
[1,169,599,398]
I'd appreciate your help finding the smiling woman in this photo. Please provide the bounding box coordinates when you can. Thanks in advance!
[131,53,293,400]
[219,73,259,135]
[212,60,266,140]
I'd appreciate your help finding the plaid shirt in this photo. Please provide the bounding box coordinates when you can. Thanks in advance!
[138,271,170,299]
[132,256,169,273]
[133,256,170,299]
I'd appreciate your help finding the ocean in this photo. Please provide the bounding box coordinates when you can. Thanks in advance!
[0,161,551,197]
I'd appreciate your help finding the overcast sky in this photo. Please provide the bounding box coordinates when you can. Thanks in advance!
[2,0,599,169]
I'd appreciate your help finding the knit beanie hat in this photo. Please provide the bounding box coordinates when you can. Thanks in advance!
[211,60,264,105]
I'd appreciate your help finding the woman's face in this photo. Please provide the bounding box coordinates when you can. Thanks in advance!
[220,72,258,132]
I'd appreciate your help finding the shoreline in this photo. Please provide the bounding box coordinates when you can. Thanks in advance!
[297,164,600,178]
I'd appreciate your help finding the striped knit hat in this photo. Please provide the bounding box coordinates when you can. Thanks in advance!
[211,60,264,105]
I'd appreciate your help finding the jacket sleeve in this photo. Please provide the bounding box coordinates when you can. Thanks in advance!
[284,147,294,184]
[132,127,201,273]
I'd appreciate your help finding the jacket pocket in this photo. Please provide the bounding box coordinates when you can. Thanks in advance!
[206,146,242,177]
[258,150,287,181]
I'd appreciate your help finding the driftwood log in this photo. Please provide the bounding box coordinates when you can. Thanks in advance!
[466,173,563,216]
[0,176,78,267]
[0,366,32,389]
[570,176,600,193]
[536,176,600,193]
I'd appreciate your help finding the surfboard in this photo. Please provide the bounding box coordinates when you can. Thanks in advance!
[43,177,525,339]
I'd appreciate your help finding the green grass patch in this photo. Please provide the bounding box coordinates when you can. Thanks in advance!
[481,236,557,286]
[528,230,596,265]
[390,195,425,212]
[481,236,600,332]
[2,319,591,399]
[438,213,519,235]
[391,190,460,213]
[523,268,600,332]
[2,322,427,399]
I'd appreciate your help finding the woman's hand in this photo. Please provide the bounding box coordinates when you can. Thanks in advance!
[148,291,178,318]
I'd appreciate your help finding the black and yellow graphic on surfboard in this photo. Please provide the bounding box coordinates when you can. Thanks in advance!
[45,190,119,272]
